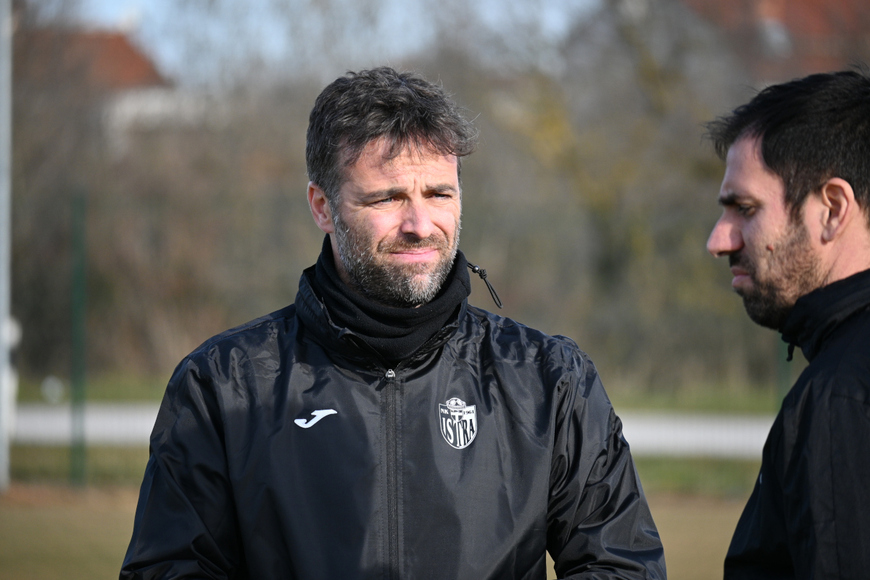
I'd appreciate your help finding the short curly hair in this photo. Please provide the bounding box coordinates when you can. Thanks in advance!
[306,67,478,208]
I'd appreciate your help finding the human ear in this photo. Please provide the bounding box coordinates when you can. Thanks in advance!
[308,182,335,234]
[818,178,855,243]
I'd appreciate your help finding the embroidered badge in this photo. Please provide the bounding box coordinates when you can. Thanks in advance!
[439,397,477,449]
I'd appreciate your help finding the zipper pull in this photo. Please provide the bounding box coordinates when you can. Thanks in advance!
[385,369,396,380]
[467,261,503,309]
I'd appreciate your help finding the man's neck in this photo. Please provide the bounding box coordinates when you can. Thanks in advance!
[821,233,870,288]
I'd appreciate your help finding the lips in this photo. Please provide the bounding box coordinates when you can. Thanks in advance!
[729,265,752,289]
[389,248,439,263]
[389,245,438,254]
[380,236,448,262]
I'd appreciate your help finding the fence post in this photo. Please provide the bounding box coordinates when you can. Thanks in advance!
[0,0,13,494]
[70,192,87,486]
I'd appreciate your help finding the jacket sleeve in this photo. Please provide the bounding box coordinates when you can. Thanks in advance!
[726,376,870,579]
[546,350,665,580]
[120,355,245,580]
[762,388,870,578]
[820,392,870,577]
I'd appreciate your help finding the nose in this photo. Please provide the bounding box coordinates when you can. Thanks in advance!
[400,199,436,239]
[706,215,742,257]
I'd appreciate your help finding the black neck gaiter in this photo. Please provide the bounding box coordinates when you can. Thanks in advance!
[308,236,471,364]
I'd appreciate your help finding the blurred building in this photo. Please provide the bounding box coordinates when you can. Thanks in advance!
[14,27,169,92]
[13,20,227,156]
[681,0,870,82]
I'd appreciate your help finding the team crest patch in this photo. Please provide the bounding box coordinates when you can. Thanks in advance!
[439,397,477,449]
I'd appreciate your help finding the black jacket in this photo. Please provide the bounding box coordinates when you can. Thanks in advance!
[725,268,870,579]
[121,269,665,579]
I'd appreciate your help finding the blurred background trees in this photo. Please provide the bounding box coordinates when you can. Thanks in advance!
[10,0,870,396]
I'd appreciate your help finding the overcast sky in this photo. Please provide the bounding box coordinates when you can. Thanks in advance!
[71,0,600,85]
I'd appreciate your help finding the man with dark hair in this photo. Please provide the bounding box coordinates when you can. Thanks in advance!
[120,67,665,579]
[706,69,870,578]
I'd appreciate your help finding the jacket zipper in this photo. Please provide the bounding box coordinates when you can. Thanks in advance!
[384,368,400,579]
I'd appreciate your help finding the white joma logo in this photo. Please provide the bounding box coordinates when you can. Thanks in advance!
[294,409,337,429]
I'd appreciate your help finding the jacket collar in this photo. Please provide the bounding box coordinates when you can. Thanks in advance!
[780,268,870,361]
[294,263,467,368]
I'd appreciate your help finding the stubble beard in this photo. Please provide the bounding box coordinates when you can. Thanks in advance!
[332,211,460,307]
[733,220,824,330]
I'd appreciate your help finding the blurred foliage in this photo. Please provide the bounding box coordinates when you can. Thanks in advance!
[9,0,866,397]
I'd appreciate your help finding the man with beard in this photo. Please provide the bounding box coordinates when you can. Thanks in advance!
[121,67,665,580]
[706,69,870,579]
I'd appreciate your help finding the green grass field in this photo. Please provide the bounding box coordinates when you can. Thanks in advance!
[7,374,769,578]
[0,483,746,580]
[1,444,756,579]
[0,484,138,580]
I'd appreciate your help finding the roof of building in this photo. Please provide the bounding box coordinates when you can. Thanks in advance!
[680,0,870,80]
[15,28,169,91]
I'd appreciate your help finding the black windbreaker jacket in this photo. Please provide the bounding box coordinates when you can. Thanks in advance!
[724,268,870,579]
[121,270,665,579]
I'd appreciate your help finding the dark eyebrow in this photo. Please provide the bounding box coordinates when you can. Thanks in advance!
[361,186,406,201]
[429,183,459,194]
[718,192,742,207]
[362,183,458,200]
